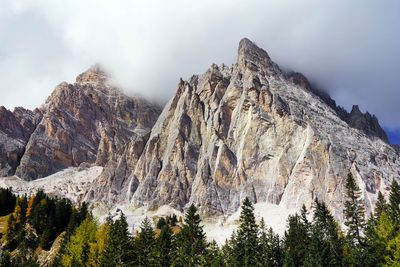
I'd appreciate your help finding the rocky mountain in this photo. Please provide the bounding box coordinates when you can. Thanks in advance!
[0,65,161,180]
[0,106,42,176]
[1,38,399,222]
[85,38,400,220]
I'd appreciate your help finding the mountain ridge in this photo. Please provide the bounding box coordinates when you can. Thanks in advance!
[0,38,399,222]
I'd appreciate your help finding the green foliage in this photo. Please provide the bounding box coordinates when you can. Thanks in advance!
[100,212,135,266]
[343,172,366,265]
[173,204,208,266]
[231,197,260,266]
[388,180,400,225]
[157,216,167,229]
[152,223,174,266]
[135,217,156,266]
[0,188,16,216]
[305,199,344,266]
[259,218,283,267]
[61,216,98,267]
[283,207,310,266]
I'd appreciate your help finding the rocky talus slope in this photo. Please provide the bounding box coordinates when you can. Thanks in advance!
[86,39,399,220]
[0,66,161,180]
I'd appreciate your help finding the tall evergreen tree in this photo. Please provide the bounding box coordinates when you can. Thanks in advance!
[151,223,174,266]
[343,172,366,265]
[283,207,310,266]
[363,191,389,266]
[305,199,344,267]
[135,217,156,266]
[375,191,387,221]
[388,180,400,225]
[231,197,260,267]
[204,240,225,267]
[101,212,135,266]
[259,218,283,267]
[173,204,208,266]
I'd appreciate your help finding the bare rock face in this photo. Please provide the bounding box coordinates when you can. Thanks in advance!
[14,66,161,180]
[96,38,399,220]
[0,106,42,176]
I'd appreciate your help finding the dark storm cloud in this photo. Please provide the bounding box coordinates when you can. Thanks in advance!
[1,0,400,136]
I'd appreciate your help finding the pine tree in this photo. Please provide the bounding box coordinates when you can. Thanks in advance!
[222,232,238,266]
[101,213,135,266]
[283,207,310,266]
[231,197,260,267]
[343,172,366,265]
[135,217,156,266]
[157,217,167,229]
[173,204,208,266]
[61,216,97,267]
[204,240,225,267]
[151,223,173,266]
[306,199,343,267]
[259,218,283,267]
[388,180,400,225]
[375,191,387,221]
[364,191,388,266]
[0,188,16,216]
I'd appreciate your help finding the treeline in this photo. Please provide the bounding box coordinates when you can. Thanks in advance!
[1,173,400,266]
[0,189,89,266]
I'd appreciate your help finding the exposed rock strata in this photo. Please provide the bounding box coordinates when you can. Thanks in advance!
[1,66,161,180]
[0,106,42,176]
[88,38,399,220]
[1,39,399,222]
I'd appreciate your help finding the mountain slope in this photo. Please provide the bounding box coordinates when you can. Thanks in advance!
[87,38,399,220]
[0,66,161,181]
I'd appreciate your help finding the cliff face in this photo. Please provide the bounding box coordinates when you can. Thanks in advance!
[0,106,42,176]
[86,38,399,220]
[1,39,399,221]
[0,66,161,181]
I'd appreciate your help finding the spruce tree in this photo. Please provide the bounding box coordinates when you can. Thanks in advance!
[388,180,400,225]
[306,199,343,267]
[204,240,225,267]
[375,191,387,221]
[343,172,366,265]
[102,212,135,266]
[364,191,388,266]
[283,207,310,266]
[135,217,156,266]
[151,223,173,266]
[222,232,238,266]
[259,218,283,267]
[173,204,208,266]
[232,197,259,267]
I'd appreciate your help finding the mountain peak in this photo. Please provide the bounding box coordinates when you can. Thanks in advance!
[238,38,279,73]
[75,64,109,84]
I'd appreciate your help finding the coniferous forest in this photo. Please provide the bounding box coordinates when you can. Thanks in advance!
[0,173,399,266]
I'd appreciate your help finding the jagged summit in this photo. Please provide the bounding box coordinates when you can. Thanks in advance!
[84,38,399,220]
[1,39,399,223]
[238,38,281,75]
[76,64,109,84]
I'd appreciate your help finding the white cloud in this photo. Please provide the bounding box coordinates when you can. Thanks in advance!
[1,0,400,130]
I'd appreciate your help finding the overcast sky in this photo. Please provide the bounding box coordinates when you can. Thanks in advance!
[1,0,400,144]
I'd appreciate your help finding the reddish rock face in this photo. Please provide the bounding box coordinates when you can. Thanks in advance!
[0,66,161,180]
